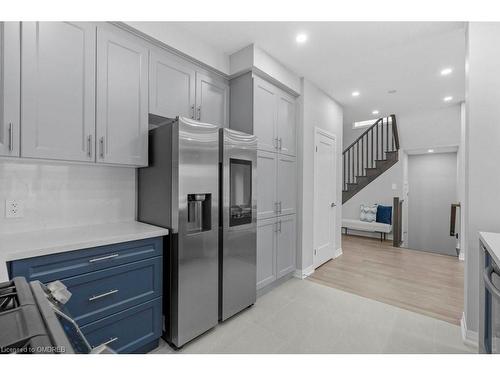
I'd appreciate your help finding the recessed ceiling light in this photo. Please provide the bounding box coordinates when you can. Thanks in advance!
[352,91,360,97]
[372,110,379,115]
[441,67,453,76]
[428,149,435,153]
[443,96,453,102]
[388,89,397,94]
[295,33,308,44]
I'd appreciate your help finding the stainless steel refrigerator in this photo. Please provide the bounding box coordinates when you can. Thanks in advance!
[138,115,219,348]
[219,128,257,321]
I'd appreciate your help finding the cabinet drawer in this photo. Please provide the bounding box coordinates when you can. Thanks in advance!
[62,257,162,326]
[10,237,163,282]
[81,297,162,354]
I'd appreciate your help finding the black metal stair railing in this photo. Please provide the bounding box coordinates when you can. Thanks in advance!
[343,114,400,192]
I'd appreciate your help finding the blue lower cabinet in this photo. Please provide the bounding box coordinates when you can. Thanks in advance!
[62,257,162,326]
[9,236,165,354]
[81,298,162,354]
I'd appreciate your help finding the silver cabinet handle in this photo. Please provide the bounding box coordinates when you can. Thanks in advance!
[274,201,279,214]
[484,265,500,301]
[274,137,279,150]
[191,105,195,119]
[88,253,119,263]
[89,289,119,301]
[197,106,201,121]
[279,201,282,214]
[8,123,13,151]
[278,220,282,232]
[99,136,105,158]
[331,202,336,208]
[87,135,92,158]
[279,138,283,150]
[95,337,118,348]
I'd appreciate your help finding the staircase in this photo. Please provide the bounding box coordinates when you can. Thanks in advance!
[343,114,400,204]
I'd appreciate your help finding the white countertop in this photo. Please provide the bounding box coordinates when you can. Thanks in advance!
[0,221,169,282]
[479,231,500,266]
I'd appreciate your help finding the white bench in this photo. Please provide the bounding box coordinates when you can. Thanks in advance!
[342,218,392,241]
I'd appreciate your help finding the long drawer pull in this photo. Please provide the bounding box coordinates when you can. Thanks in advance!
[484,265,500,301]
[88,253,119,263]
[89,289,119,301]
[95,336,118,348]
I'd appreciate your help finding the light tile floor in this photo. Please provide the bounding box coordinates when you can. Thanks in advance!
[151,278,476,354]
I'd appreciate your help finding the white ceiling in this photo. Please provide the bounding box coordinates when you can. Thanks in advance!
[170,22,466,125]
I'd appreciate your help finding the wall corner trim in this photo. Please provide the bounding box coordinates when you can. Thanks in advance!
[294,265,315,279]
[461,311,478,348]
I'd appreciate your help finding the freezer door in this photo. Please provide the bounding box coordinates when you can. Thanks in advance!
[220,128,257,321]
[173,117,220,347]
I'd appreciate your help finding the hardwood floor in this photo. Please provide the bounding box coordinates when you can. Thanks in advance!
[308,234,464,325]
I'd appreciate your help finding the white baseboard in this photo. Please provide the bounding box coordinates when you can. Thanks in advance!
[459,250,465,261]
[294,265,315,279]
[461,312,478,348]
[333,247,343,259]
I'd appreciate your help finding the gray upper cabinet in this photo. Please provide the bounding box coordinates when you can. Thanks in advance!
[195,72,229,127]
[149,48,195,119]
[277,154,297,216]
[230,73,296,156]
[0,22,20,157]
[277,93,296,156]
[21,22,96,162]
[253,76,278,152]
[96,25,149,166]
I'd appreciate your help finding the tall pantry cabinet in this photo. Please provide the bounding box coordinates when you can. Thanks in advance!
[230,72,298,290]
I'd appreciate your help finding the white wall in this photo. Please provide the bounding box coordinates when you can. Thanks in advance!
[343,105,461,152]
[0,160,136,235]
[407,152,458,256]
[125,22,230,74]
[342,159,403,239]
[298,78,343,273]
[463,22,500,336]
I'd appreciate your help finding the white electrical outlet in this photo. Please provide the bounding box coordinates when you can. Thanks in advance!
[5,200,24,218]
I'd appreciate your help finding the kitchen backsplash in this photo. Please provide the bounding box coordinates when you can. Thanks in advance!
[0,160,136,235]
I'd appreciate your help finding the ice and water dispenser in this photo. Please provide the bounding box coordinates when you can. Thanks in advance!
[187,193,212,233]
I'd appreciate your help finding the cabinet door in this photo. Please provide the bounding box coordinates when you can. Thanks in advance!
[253,76,277,152]
[96,26,148,166]
[21,22,96,162]
[0,22,20,157]
[277,154,297,216]
[257,150,278,220]
[257,217,277,290]
[195,72,229,127]
[149,48,195,119]
[276,214,296,279]
[277,93,296,156]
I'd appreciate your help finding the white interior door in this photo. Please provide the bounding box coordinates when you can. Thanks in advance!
[313,129,337,269]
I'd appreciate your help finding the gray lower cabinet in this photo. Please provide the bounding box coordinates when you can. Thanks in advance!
[0,22,20,157]
[21,22,96,162]
[256,214,296,290]
[195,72,229,127]
[96,25,149,167]
[149,47,196,119]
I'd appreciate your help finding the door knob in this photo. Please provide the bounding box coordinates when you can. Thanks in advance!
[331,202,336,207]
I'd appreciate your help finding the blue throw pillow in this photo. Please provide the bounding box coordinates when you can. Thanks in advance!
[376,205,392,224]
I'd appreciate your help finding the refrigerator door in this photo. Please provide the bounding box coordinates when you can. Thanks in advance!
[220,128,257,321]
[174,117,219,347]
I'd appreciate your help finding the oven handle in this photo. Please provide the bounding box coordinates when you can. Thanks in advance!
[484,265,500,301]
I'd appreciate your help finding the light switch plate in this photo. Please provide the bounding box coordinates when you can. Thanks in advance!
[5,200,24,218]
